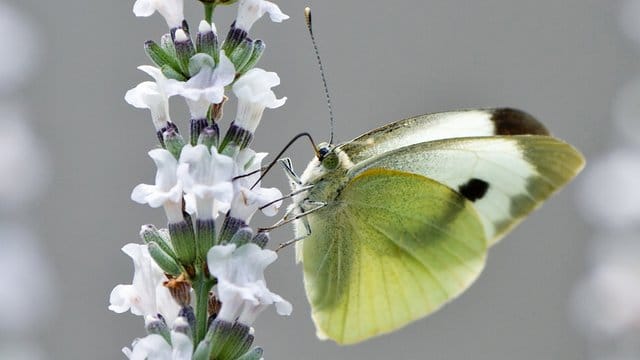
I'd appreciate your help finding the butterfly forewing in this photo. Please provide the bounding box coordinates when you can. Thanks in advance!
[339,108,549,164]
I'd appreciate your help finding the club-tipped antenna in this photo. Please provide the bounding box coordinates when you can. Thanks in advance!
[305,7,335,145]
[248,132,320,190]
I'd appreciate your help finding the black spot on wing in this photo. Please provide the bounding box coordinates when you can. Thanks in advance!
[458,178,490,202]
[491,108,550,135]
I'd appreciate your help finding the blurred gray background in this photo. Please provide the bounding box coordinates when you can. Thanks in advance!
[1,0,629,359]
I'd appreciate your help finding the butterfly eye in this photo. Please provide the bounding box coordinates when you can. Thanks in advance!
[318,146,330,158]
[321,151,339,170]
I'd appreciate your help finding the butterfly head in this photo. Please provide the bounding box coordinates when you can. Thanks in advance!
[317,142,340,170]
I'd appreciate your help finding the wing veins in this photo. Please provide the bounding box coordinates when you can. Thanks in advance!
[347,200,481,255]
[366,220,450,299]
[347,212,409,332]
[353,216,432,302]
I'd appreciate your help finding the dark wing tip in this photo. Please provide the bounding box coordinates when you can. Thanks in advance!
[491,108,550,136]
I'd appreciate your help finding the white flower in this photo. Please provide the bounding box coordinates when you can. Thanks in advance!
[232,68,286,134]
[235,0,289,32]
[178,145,235,219]
[123,318,193,360]
[133,0,184,28]
[208,243,292,325]
[125,66,179,131]
[109,243,181,326]
[176,54,235,119]
[229,148,283,222]
[131,149,184,223]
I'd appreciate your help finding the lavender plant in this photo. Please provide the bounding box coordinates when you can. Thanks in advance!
[109,0,291,358]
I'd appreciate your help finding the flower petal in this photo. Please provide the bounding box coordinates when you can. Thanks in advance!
[171,331,194,360]
[126,334,172,360]
[133,0,156,17]
[207,243,290,325]
[132,0,184,28]
[109,244,179,323]
[263,1,289,22]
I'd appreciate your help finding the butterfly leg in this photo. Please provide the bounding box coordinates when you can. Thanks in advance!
[279,157,302,186]
[276,219,311,251]
[276,235,309,252]
[258,200,326,232]
[258,185,314,212]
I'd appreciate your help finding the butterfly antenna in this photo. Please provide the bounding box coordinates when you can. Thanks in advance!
[248,132,319,190]
[305,7,335,145]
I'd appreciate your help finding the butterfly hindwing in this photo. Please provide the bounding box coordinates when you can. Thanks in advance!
[299,168,487,344]
[348,135,585,245]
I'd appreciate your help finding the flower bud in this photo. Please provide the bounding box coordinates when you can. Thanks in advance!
[228,38,254,72]
[236,347,264,360]
[230,226,253,247]
[174,29,196,75]
[196,20,219,61]
[161,63,187,81]
[169,219,197,266]
[140,224,178,260]
[148,242,183,276]
[237,39,265,74]
[144,40,180,73]
[161,33,177,57]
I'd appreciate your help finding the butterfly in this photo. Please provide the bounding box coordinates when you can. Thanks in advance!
[281,108,584,345]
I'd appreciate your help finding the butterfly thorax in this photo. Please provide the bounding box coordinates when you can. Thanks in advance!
[293,145,355,209]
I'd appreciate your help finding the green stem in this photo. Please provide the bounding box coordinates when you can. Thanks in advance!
[193,274,214,346]
[204,4,214,23]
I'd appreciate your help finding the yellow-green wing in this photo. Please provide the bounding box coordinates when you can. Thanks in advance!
[300,168,487,344]
[349,135,585,245]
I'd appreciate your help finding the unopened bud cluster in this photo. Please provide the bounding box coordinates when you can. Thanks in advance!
[110,0,291,359]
